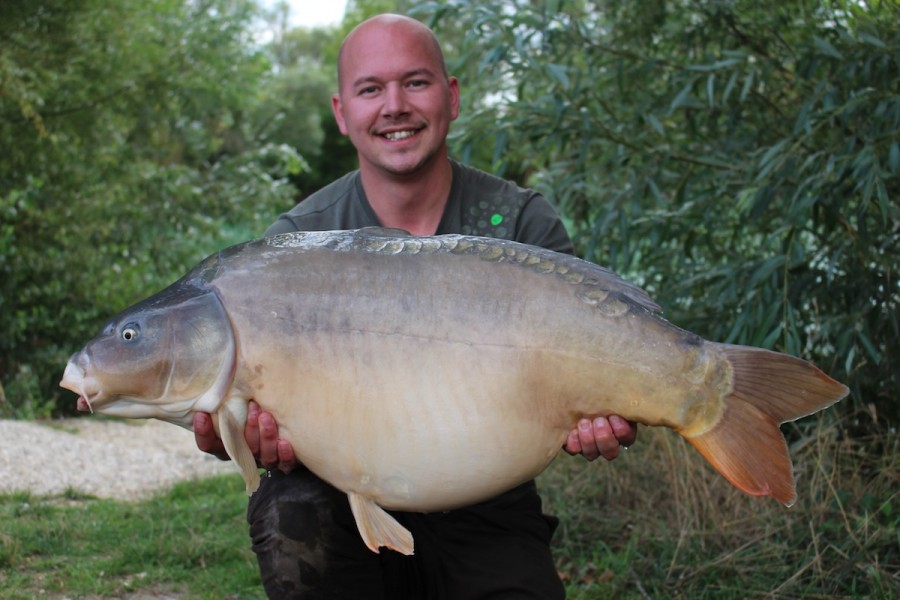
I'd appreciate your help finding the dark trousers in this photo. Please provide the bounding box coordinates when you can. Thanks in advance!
[247,467,565,599]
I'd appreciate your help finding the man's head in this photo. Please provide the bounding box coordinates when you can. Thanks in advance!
[331,14,460,178]
[336,14,449,87]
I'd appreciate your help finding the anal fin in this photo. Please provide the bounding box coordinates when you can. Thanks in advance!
[348,492,414,555]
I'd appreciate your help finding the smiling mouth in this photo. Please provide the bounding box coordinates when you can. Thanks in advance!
[380,128,422,142]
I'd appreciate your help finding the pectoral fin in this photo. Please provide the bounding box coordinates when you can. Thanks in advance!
[348,492,414,555]
[216,397,261,494]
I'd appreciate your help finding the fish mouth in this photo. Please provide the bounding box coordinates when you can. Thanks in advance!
[60,360,105,413]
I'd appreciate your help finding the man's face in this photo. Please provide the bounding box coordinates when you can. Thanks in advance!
[332,20,460,178]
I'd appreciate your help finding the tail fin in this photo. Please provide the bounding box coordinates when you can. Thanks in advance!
[686,343,848,506]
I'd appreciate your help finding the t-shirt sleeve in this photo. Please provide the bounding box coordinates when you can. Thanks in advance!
[264,217,302,237]
[260,171,377,237]
[515,194,575,256]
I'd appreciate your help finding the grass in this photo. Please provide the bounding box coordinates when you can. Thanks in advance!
[544,417,899,599]
[0,476,262,599]
[1,419,896,599]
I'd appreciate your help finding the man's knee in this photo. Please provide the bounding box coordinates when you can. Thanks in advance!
[247,469,345,598]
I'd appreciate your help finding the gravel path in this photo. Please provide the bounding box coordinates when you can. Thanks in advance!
[0,418,236,500]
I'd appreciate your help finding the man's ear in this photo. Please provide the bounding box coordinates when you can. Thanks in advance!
[448,76,460,121]
[331,93,349,135]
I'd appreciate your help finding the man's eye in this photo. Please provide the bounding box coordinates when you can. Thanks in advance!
[359,86,378,95]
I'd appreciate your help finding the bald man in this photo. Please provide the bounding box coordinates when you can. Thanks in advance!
[194,14,637,599]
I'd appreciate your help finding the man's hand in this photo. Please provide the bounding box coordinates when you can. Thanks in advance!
[193,401,299,473]
[564,415,637,461]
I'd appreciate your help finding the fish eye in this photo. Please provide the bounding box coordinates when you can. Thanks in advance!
[121,323,141,342]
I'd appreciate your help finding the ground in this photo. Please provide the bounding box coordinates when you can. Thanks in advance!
[0,418,234,500]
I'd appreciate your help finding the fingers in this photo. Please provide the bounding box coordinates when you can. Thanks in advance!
[256,409,280,468]
[585,417,620,462]
[563,427,583,456]
[193,411,228,461]
[254,403,299,474]
[563,416,639,462]
[609,415,638,448]
[245,400,261,455]
[276,439,298,474]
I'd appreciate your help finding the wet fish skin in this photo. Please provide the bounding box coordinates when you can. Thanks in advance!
[60,228,848,555]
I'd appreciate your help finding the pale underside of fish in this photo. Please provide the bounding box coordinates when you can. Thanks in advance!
[60,228,848,555]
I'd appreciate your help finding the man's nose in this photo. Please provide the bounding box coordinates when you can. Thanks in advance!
[382,83,410,118]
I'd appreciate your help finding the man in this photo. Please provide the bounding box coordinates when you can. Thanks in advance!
[194,14,637,599]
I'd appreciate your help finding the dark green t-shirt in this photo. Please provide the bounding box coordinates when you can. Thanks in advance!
[265,160,574,255]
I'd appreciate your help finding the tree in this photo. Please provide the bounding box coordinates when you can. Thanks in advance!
[0,0,304,415]
[254,9,357,193]
[424,0,899,427]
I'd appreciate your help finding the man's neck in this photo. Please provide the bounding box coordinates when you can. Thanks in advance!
[359,156,453,236]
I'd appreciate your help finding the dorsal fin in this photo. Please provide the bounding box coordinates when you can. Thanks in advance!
[358,227,413,238]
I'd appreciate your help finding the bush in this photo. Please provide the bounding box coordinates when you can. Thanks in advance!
[0,0,304,416]
[426,0,899,428]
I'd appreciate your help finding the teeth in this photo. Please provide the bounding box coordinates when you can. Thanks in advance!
[384,130,416,141]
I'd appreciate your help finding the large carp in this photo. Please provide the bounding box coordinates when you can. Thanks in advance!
[60,228,847,555]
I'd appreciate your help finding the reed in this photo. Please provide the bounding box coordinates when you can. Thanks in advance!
[541,417,899,598]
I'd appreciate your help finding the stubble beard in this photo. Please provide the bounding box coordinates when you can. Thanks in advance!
[373,143,443,179]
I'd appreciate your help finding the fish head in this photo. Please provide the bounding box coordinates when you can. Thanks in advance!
[60,282,236,425]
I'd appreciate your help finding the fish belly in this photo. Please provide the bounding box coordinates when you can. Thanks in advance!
[244,332,571,511]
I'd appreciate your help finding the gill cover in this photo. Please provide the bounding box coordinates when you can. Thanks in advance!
[75,281,236,424]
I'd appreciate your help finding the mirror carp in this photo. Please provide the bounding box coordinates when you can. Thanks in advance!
[60,228,848,555]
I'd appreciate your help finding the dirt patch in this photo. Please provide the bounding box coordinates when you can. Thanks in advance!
[0,418,235,500]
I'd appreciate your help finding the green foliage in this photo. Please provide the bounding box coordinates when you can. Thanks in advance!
[425,0,899,427]
[255,11,357,193]
[0,0,305,416]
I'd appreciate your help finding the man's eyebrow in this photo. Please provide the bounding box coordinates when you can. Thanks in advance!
[351,68,438,89]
